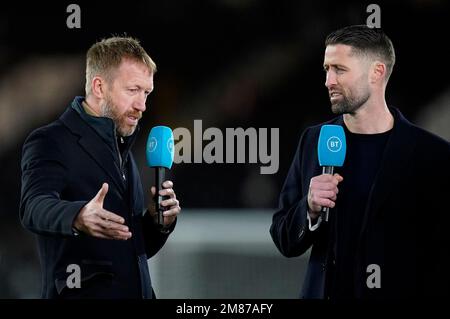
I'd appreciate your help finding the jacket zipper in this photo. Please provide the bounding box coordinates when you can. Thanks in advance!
[114,131,126,180]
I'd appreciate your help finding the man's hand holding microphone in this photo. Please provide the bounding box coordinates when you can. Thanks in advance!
[148,180,180,227]
[308,173,343,220]
[308,125,346,222]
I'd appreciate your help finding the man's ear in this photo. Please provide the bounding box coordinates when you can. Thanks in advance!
[370,61,386,84]
[91,76,106,99]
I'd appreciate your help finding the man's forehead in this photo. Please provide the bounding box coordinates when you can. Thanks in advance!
[116,60,153,84]
[114,57,151,75]
[323,44,363,67]
[325,44,354,58]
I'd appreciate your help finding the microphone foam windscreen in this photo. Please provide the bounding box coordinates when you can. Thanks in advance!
[318,124,346,167]
[146,126,174,169]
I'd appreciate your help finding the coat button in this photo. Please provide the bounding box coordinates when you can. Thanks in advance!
[298,227,305,239]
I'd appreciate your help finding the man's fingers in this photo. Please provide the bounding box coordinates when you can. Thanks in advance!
[310,190,336,205]
[314,197,336,208]
[161,198,178,208]
[87,225,115,240]
[314,183,339,192]
[163,205,181,217]
[98,218,129,233]
[98,210,125,224]
[148,182,179,225]
[315,190,337,201]
[152,186,175,198]
[101,228,132,240]
[315,174,343,184]
[310,174,343,192]
[96,213,131,240]
[93,224,131,240]
[93,183,109,205]
[162,180,173,188]
[309,189,336,209]
[95,229,131,240]
[315,174,335,181]
[159,188,175,198]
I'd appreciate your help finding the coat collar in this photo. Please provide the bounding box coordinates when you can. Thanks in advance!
[71,96,117,147]
[59,97,140,194]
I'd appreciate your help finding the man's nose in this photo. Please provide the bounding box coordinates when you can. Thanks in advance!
[325,71,337,89]
[134,93,147,112]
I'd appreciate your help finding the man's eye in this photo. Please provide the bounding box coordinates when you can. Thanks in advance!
[129,88,139,93]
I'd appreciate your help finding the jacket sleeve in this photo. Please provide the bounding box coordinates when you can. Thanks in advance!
[20,128,87,237]
[270,127,319,257]
[142,210,176,258]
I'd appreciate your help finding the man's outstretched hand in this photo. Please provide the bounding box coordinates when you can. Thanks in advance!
[73,183,132,240]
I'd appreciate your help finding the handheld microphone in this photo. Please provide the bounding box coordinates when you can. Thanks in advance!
[146,126,174,226]
[317,125,346,222]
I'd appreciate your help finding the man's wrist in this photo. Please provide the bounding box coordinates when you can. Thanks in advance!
[144,208,175,234]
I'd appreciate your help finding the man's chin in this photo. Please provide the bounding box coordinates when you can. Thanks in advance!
[331,103,345,115]
[118,125,137,137]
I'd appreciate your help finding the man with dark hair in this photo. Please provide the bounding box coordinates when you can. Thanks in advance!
[270,25,450,299]
[20,36,181,298]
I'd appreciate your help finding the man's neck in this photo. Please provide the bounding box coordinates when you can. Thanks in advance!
[343,100,393,134]
[83,96,101,117]
[83,97,125,139]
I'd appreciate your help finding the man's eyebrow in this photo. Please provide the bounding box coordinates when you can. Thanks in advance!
[323,64,348,70]
[128,84,152,91]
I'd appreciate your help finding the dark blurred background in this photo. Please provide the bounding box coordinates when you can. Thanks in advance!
[1,0,449,298]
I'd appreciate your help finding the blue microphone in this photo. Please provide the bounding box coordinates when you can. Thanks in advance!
[146,126,174,226]
[317,125,346,222]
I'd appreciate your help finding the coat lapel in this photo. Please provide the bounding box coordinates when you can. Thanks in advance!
[357,108,418,242]
[59,107,126,194]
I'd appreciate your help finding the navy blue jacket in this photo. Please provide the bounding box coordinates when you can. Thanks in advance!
[20,97,174,299]
[270,108,450,299]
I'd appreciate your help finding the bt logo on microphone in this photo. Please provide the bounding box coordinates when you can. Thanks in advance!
[326,136,342,153]
[148,137,157,153]
[167,138,174,153]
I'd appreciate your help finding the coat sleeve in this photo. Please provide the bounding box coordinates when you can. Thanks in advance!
[20,128,87,237]
[270,127,320,257]
[420,134,450,296]
[141,210,176,258]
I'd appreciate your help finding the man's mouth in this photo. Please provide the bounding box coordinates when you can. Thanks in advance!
[329,91,343,101]
[126,114,140,126]
[329,91,342,97]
